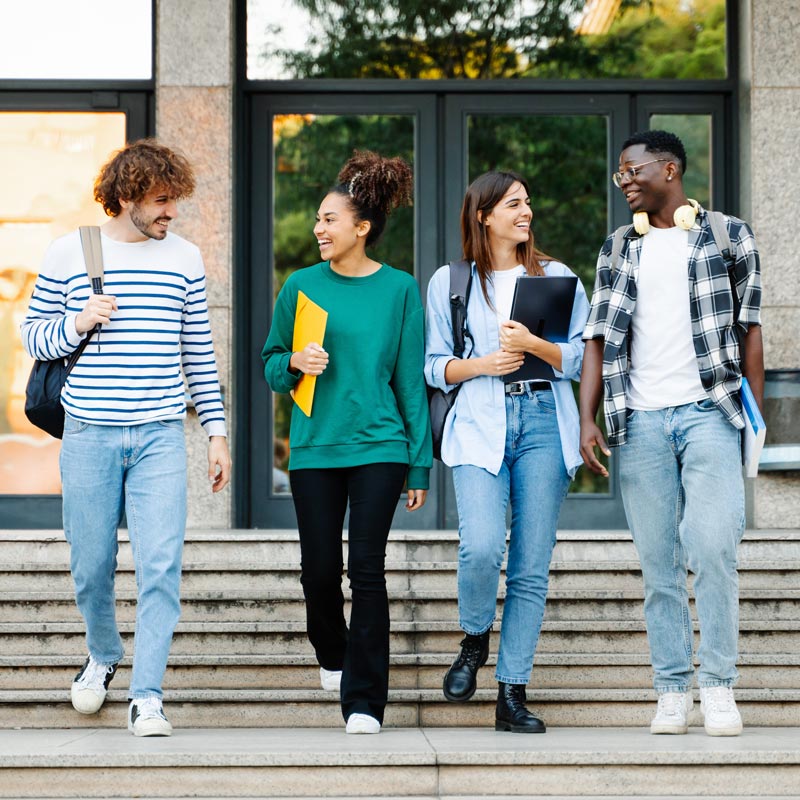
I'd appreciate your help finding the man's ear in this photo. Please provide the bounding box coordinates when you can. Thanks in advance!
[118,197,133,211]
[665,162,680,182]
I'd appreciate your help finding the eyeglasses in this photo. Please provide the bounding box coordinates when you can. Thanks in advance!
[612,158,669,188]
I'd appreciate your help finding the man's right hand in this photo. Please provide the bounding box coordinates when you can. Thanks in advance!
[75,294,118,334]
[580,421,611,477]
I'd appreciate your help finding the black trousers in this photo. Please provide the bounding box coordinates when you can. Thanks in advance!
[289,462,407,724]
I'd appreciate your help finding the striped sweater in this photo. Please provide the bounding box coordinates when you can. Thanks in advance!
[21,229,226,436]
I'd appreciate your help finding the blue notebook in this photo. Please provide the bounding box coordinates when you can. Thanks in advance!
[741,377,766,477]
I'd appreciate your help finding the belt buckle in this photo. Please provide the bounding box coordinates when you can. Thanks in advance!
[506,381,526,395]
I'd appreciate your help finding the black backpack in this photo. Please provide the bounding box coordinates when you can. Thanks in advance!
[427,260,472,461]
[24,227,104,439]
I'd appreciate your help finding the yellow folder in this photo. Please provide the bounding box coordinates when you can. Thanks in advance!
[290,290,328,417]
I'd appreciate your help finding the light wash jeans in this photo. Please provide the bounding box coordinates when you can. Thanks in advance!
[452,388,570,684]
[619,400,745,693]
[60,415,187,699]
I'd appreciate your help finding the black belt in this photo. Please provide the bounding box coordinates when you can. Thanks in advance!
[504,381,552,395]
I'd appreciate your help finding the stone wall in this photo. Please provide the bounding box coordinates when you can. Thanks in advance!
[156,0,234,527]
[742,0,800,527]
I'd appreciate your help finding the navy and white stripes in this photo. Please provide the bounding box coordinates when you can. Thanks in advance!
[21,230,226,437]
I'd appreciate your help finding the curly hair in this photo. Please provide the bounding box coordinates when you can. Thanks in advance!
[332,150,413,246]
[621,130,688,175]
[94,138,196,217]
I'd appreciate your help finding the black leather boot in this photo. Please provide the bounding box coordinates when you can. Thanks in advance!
[442,631,490,702]
[495,682,546,733]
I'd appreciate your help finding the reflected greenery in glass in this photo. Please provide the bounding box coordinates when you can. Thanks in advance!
[250,0,726,81]
[650,114,712,209]
[271,113,416,485]
[468,114,610,494]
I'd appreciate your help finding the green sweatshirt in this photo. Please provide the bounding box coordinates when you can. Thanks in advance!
[262,262,432,490]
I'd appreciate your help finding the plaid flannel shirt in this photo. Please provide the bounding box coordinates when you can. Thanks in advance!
[583,206,762,447]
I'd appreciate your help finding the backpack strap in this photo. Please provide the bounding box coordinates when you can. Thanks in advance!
[706,209,740,324]
[448,259,472,359]
[705,209,745,352]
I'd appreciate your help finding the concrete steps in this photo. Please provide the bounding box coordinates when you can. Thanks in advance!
[1,528,799,797]
[1,727,799,798]
[1,529,799,731]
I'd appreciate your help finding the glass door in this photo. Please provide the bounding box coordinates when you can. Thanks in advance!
[0,93,149,527]
[245,94,438,528]
[441,93,631,529]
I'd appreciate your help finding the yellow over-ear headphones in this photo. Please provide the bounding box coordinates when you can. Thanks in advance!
[632,199,700,235]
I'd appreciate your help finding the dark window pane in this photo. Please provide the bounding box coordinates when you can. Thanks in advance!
[270,113,416,494]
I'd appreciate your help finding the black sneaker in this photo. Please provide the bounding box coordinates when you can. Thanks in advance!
[71,655,118,714]
[442,631,490,702]
[128,697,173,737]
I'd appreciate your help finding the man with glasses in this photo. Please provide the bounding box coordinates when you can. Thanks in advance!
[579,130,763,737]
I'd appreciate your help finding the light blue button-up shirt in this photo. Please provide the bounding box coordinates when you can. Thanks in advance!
[424,260,590,478]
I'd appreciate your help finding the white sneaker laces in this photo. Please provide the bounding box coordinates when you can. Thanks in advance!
[135,697,165,719]
[76,657,114,688]
[656,693,687,718]
[703,687,735,713]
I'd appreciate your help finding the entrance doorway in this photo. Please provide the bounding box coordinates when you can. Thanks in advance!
[241,89,729,530]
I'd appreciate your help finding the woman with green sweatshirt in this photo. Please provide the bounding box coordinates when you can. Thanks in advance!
[262,151,432,735]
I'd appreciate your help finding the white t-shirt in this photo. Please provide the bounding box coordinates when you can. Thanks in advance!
[492,265,525,326]
[627,226,707,410]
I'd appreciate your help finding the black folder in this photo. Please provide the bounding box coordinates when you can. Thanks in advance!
[503,275,578,382]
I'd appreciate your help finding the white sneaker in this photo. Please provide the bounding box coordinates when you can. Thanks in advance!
[128,697,173,737]
[700,686,742,736]
[71,655,118,714]
[345,713,381,734]
[650,691,693,734]
[320,667,342,692]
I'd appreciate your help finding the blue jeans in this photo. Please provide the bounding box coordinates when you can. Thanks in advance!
[452,389,570,684]
[619,400,745,693]
[60,415,187,699]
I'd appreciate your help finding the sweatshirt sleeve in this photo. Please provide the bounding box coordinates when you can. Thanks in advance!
[20,240,85,361]
[391,288,432,490]
[262,282,302,394]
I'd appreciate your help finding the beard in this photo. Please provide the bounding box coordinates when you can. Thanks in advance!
[129,204,171,240]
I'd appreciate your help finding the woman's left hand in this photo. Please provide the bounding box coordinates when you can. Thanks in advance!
[406,489,427,511]
[499,320,535,353]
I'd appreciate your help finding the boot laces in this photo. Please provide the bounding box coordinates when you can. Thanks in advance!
[457,635,485,669]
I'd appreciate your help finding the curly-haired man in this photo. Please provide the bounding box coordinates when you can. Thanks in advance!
[21,139,231,736]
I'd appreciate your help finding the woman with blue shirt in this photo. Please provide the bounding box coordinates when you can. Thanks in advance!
[424,170,589,733]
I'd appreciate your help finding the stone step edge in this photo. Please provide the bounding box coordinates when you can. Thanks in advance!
[4,588,800,602]
[6,559,800,573]
[4,620,800,633]
[3,653,798,667]
[3,726,800,768]
[3,528,799,542]
[3,688,799,703]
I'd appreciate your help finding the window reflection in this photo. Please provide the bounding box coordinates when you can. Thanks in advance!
[270,112,416,494]
[0,0,152,80]
[248,0,726,80]
[650,114,713,209]
[0,112,126,494]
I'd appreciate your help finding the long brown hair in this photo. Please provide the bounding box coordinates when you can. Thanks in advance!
[460,170,552,305]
